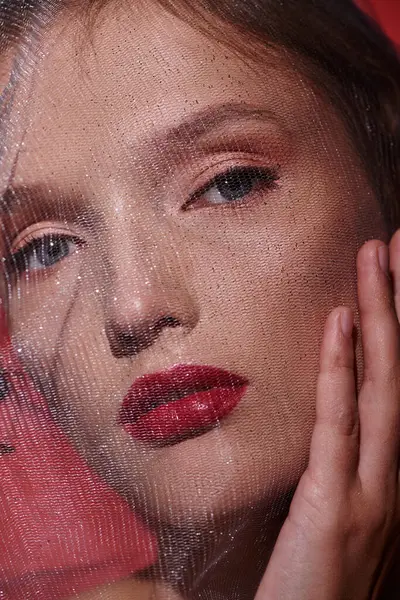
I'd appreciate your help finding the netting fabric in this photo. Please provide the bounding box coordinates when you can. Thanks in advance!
[0,1,399,599]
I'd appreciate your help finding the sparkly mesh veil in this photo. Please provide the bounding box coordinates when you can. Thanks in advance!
[0,1,399,599]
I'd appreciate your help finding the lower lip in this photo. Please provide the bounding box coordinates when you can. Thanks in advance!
[121,385,247,444]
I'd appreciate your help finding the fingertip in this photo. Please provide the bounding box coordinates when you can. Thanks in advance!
[340,307,354,339]
[357,239,384,272]
[324,306,352,339]
[319,307,354,375]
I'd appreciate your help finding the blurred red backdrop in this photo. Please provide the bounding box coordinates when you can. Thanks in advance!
[357,0,400,45]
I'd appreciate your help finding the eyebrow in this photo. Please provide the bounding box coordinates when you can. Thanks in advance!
[154,102,279,146]
[1,184,22,215]
[0,102,280,215]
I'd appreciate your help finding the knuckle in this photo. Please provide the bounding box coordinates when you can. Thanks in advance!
[386,366,400,391]
[363,363,400,394]
[316,385,358,437]
[324,348,354,372]
[331,402,359,437]
[291,472,341,534]
[368,511,387,535]
[364,503,392,539]
[345,504,387,550]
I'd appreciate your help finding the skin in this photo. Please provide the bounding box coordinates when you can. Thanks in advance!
[69,239,400,599]
[0,1,398,598]
[256,237,400,599]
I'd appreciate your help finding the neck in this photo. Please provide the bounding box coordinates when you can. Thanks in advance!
[190,511,286,600]
[156,501,290,600]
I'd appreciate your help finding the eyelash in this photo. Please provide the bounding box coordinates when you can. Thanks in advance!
[4,165,280,275]
[6,234,82,275]
[183,164,280,211]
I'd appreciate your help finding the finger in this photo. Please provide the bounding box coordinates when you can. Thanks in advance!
[389,229,400,323]
[307,306,358,492]
[357,241,400,487]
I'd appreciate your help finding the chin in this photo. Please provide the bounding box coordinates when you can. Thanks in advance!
[116,428,296,528]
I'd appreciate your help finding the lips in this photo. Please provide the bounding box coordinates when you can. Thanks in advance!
[118,364,248,444]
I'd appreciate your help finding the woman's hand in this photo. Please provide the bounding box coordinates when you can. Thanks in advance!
[256,235,400,600]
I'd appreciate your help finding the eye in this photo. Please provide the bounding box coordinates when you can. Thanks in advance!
[8,234,82,274]
[184,165,279,210]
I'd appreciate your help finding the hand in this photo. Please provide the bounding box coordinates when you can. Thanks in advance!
[256,235,400,600]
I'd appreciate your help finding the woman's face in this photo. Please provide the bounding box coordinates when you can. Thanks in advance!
[1,2,387,526]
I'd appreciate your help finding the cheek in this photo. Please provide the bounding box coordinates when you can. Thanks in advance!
[190,182,365,346]
[6,261,93,393]
[178,183,375,471]
[47,300,111,419]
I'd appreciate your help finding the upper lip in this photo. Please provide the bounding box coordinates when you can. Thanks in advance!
[118,364,248,425]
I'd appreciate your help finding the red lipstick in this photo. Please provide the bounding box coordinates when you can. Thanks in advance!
[118,364,248,444]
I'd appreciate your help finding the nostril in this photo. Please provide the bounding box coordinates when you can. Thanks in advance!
[159,315,181,329]
[0,370,9,401]
[113,328,152,356]
[110,314,184,358]
[0,372,14,456]
[119,330,141,351]
[0,443,15,456]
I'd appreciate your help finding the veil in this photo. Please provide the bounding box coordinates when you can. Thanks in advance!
[0,1,399,599]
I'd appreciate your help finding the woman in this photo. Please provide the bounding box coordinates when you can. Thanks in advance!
[0,0,400,598]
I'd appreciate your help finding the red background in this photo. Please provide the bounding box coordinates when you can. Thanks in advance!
[358,0,400,45]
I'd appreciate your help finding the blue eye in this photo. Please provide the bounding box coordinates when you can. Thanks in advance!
[10,234,81,274]
[185,166,279,210]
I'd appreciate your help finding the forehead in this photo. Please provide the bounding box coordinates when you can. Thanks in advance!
[9,2,328,185]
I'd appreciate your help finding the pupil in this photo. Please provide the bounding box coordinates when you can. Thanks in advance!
[37,237,69,267]
[217,169,257,202]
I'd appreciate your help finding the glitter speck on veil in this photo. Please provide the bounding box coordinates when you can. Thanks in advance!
[0,1,399,599]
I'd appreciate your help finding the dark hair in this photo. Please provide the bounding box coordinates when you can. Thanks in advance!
[2,0,400,233]
[154,0,400,235]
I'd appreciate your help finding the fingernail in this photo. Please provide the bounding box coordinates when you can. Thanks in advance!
[378,245,389,274]
[340,308,353,338]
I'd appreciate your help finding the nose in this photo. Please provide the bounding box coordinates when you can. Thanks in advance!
[107,313,184,357]
[104,251,199,359]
